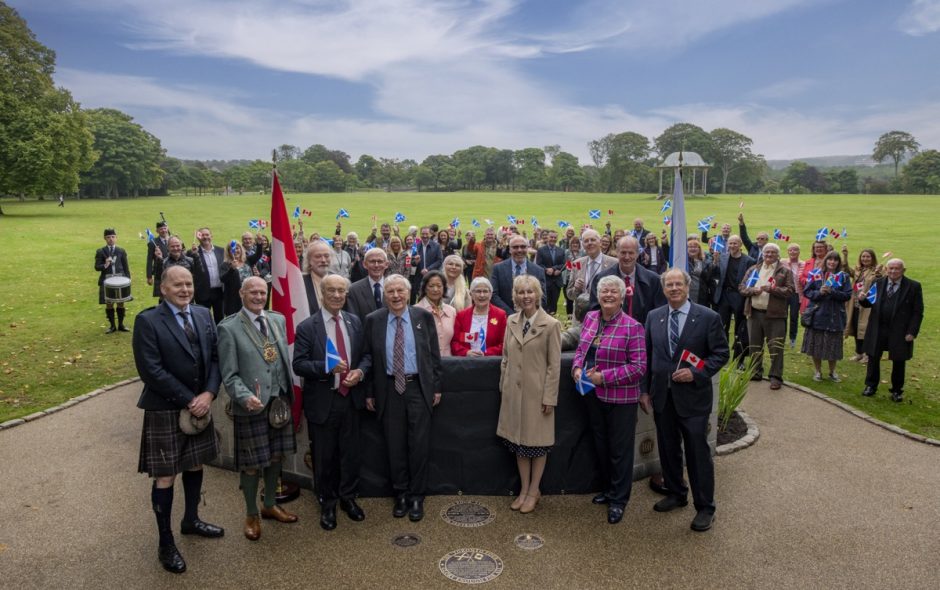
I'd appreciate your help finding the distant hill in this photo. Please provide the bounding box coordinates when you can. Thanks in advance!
[766,155,877,170]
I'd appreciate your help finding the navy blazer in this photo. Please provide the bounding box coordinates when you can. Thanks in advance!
[489,258,547,315]
[535,244,567,286]
[146,238,170,296]
[361,306,442,418]
[588,263,665,325]
[644,302,729,418]
[191,245,225,302]
[303,274,322,315]
[344,277,381,321]
[417,240,443,272]
[860,275,923,361]
[293,310,372,423]
[714,252,756,308]
[133,302,221,411]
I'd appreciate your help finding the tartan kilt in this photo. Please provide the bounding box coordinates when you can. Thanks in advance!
[234,410,297,471]
[138,410,219,477]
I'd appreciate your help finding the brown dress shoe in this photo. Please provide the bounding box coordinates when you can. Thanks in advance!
[260,505,299,523]
[244,515,261,541]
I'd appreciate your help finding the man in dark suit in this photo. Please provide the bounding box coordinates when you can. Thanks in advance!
[132,266,224,574]
[536,230,566,315]
[589,235,665,325]
[860,258,924,402]
[738,213,768,262]
[362,274,442,522]
[713,235,755,361]
[345,248,388,321]
[294,275,372,530]
[146,221,170,298]
[416,226,443,277]
[190,227,225,323]
[302,240,333,315]
[641,268,728,532]
[490,235,547,314]
[95,227,131,333]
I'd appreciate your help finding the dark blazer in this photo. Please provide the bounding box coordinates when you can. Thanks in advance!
[417,240,443,272]
[738,223,763,262]
[588,263,665,325]
[293,310,372,424]
[489,258,547,315]
[146,238,169,296]
[714,252,756,308]
[191,245,225,302]
[133,302,221,410]
[803,274,853,333]
[361,306,442,418]
[535,244,566,286]
[345,277,381,321]
[95,246,130,285]
[860,276,924,361]
[303,274,322,315]
[644,302,729,417]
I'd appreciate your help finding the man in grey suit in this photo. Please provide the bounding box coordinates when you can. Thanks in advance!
[490,235,547,314]
[345,247,388,321]
[565,229,617,301]
[362,274,442,522]
[218,277,298,541]
[294,275,371,531]
[641,268,729,532]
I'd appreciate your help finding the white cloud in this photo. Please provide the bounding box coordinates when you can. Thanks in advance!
[747,78,817,100]
[898,0,940,35]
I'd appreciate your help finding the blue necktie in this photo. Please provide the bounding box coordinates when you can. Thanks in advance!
[514,264,523,277]
[669,310,680,356]
[373,282,382,308]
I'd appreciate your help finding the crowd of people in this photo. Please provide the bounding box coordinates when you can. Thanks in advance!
[116,211,923,574]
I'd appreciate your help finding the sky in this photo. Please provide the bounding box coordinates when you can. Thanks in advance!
[14,0,940,163]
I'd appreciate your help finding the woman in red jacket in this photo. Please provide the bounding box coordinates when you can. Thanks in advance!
[451,277,507,357]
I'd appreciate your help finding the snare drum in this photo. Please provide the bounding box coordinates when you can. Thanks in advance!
[103,276,133,303]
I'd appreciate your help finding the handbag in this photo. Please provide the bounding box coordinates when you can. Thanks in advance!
[800,304,818,328]
[268,396,292,429]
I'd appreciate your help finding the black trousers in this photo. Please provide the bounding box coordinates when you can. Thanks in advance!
[307,390,360,508]
[382,380,430,500]
[865,335,906,393]
[545,279,562,315]
[786,293,800,341]
[197,287,224,323]
[584,395,638,508]
[654,391,715,513]
[718,294,749,360]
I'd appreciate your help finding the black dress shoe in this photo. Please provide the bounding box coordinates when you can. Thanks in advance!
[340,498,365,522]
[180,519,225,538]
[591,493,609,505]
[891,390,904,403]
[750,374,764,382]
[691,509,715,532]
[408,499,424,522]
[861,386,876,397]
[106,326,117,334]
[117,325,130,332]
[320,506,337,531]
[393,495,408,518]
[607,505,624,524]
[158,544,186,574]
[653,495,688,513]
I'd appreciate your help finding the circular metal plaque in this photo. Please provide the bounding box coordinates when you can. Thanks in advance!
[439,548,503,584]
[391,533,421,548]
[441,500,495,528]
[513,533,544,550]
[640,437,654,455]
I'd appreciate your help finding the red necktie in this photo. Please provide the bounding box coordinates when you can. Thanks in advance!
[624,275,634,317]
[332,314,349,396]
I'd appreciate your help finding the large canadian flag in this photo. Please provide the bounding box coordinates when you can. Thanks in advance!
[269,170,310,429]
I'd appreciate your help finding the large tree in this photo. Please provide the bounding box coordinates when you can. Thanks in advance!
[654,123,713,162]
[709,128,762,193]
[873,131,919,178]
[80,108,165,198]
[901,149,940,194]
[0,2,96,208]
[588,132,651,192]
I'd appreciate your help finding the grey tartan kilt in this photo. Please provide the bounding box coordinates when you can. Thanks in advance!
[138,410,219,477]
[234,410,297,471]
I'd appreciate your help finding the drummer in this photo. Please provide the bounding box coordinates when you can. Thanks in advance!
[95,228,132,333]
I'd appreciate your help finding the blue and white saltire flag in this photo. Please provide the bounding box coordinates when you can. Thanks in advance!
[411,242,418,256]
[394,212,406,223]
[336,209,350,220]
[531,216,538,227]
[325,338,342,372]
[713,236,726,253]
[145,228,157,242]
[807,267,822,281]
[451,217,460,228]
[702,214,715,222]
[745,269,760,288]
[507,215,517,225]
[557,220,570,228]
[660,199,672,213]
[669,167,687,270]
[478,326,486,354]
[484,218,494,226]
[824,271,844,288]
[815,227,829,241]
[472,218,481,228]
[588,209,601,219]
[292,206,301,218]
[230,240,238,255]
[248,219,261,229]
[865,283,877,304]
[364,241,376,250]
[697,219,710,232]
[842,227,848,238]
[575,370,595,395]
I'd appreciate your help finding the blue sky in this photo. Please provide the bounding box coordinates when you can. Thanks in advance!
[14,0,940,163]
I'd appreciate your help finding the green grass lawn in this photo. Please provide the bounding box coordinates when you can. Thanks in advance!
[1,191,937,438]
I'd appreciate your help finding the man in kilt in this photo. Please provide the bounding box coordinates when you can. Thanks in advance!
[95,227,131,333]
[132,266,224,574]
[218,276,299,540]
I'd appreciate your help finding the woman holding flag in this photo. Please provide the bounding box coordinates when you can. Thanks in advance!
[451,277,506,356]
[801,251,853,381]
[843,248,884,364]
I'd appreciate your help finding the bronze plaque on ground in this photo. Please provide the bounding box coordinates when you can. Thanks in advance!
[513,533,544,550]
[391,533,421,548]
[439,549,503,584]
[440,500,495,528]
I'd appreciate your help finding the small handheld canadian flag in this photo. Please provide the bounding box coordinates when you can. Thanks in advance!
[463,332,478,343]
[680,349,705,370]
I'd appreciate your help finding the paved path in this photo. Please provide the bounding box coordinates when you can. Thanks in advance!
[0,381,936,589]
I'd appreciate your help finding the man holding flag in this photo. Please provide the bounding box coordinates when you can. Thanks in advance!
[642,268,728,532]
[146,221,170,297]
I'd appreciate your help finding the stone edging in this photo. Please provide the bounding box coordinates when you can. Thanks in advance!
[0,378,141,431]
[715,409,759,456]
[784,380,940,447]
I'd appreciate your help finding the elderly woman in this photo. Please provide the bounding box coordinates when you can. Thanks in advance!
[562,235,582,316]
[414,270,456,357]
[442,255,471,310]
[783,244,804,348]
[843,247,884,364]
[221,241,253,316]
[641,233,670,275]
[451,277,507,356]
[572,275,646,524]
[686,237,715,306]
[498,275,561,514]
[802,251,853,381]
[329,236,352,278]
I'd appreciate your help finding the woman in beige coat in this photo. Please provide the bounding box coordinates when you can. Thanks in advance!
[498,275,561,514]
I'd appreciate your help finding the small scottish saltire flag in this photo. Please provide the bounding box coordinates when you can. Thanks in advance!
[248,219,260,229]
[507,215,517,225]
[807,267,822,281]
[825,271,844,288]
[411,242,418,255]
[325,338,342,372]
[145,228,156,242]
[816,227,829,241]
[703,214,715,222]
[575,370,595,395]
[395,212,406,223]
[292,206,301,218]
[451,217,460,228]
[697,219,710,232]
[713,236,726,252]
[557,220,569,228]
[484,218,494,226]
[365,241,376,250]
[660,199,672,213]
[588,209,601,219]
[230,240,238,255]
[842,227,848,238]
[531,216,538,227]
[478,326,486,354]
[745,269,759,288]
[866,283,877,304]
[773,229,783,240]
[336,209,350,220]
[472,219,481,228]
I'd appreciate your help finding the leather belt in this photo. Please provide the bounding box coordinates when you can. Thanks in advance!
[387,374,418,382]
